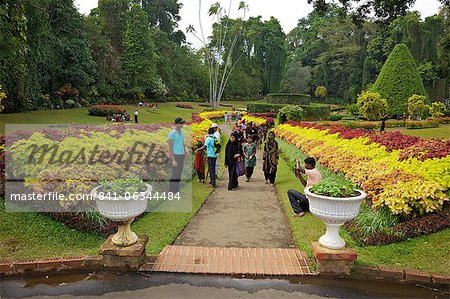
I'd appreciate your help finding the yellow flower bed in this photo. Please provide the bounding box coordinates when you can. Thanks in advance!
[274,124,449,215]
[241,115,266,125]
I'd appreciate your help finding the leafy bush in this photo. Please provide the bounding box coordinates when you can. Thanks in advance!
[175,103,194,109]
[277,105,305,124]
[371,44,428,116]
[329,115,343,121]
[310,176,358,198]
[346,103,359,115]
[267,93,310,105]
[407,94,427,118]
[429,102,446,118]
[247,102,286,113]
[357,91,388,120]
[88,104,126,116]
[314,85,327,99]
[406,119,439,129]
[352,204,399,238]
[99,177,147,196]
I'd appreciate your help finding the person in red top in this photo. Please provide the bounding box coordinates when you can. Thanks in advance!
[194,141,206,183]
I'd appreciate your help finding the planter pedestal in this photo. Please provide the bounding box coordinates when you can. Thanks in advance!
[111,219,138,247]
[311,241,357,275]
[100,233,148,269]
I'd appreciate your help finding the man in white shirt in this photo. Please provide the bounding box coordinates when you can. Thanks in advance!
[134,110,139,123]
[288,157,323,217]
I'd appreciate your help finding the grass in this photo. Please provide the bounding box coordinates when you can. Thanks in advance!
[0,130,227,261]
[387,124,450,139]
[0,101,252,135]
[275,138,450,274]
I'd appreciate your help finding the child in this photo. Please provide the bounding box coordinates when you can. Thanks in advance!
[194,141,206,183]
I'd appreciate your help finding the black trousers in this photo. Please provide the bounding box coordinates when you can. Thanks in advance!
[264,170,277,184]
[227,163,238,190]
[196,171,204,181]
[287,189,309,214]
[207,157,217,186]
[169,154,185,193]
[246,167,254,179]
[134,115,138,123]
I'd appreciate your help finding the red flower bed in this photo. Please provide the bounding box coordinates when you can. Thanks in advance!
[368,131,421,151]
[249,112,277,118]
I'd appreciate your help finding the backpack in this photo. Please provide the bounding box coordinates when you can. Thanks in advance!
[213,136,221,154]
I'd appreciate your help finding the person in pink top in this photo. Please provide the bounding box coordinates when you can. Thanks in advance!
[288,157,323,217]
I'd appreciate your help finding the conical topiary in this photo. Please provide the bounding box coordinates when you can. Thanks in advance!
[371,44,428,116]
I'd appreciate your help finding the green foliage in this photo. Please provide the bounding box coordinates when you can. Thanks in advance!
[268,93,310,105]
[0,84,6,112]
[429,102,446,118]
[277,105,305,124]
[99,177,147,196]
[353,204,399,239]
[314,85,327,98]
[346,103,360,115]
[121,4,160,97]
[357,91,388,120]
[310,176,358,198]
[407,94,427,118]
[371,44,428,116]
[247,102,285,113]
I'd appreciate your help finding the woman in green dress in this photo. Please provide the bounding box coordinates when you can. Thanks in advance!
[243,135,257,182]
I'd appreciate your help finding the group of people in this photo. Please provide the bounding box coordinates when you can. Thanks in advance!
[106,112,131,122]
[170,115,324,219]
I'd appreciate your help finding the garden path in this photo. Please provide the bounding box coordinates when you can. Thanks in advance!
[175,124,294,248]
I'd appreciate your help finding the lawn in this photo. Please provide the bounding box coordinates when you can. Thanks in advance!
[0,101,251,135]
[275,138,450,275]
[0,133,227,261]
[387,124,450,139]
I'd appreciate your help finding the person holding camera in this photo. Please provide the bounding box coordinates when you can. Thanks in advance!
[288,157,323,217]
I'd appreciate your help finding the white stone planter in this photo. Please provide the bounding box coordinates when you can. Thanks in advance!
[304,186,366,250]
[91,184,152,247]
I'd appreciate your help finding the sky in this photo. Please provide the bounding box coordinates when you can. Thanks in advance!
[74,0,444,48]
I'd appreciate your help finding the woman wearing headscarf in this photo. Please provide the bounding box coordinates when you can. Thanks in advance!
[263,131,279,186]
[224,133,242,190]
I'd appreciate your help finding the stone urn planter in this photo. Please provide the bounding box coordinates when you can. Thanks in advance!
[91,184,152,247]
[304,186,366,250]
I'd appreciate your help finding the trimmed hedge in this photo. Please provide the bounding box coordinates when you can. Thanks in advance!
[268,93,310,105]
[88,104,126,116]
[371,44,428,116]
[247,103,330,120]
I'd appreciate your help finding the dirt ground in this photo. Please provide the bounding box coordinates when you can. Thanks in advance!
[175,125,294,248]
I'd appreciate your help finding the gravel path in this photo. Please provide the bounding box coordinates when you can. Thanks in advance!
[175,124,294,248]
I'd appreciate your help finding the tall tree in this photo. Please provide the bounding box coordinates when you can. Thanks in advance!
[98,0,129,55]
[120,3,159,96]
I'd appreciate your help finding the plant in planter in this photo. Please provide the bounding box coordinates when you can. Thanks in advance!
[90,177,152,246]
[305,177,366,249]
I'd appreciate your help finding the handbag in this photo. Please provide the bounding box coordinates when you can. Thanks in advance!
[235,159,246,177]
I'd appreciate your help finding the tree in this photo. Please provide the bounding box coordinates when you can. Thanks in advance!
[407,94,427,118]
[98,0,129,55]
[357,91,388,120]
[142,0,181,37]
[281,63,312,93]
[187,1,249,108]
[0,84,6,112]
[315,85,327,100]
[371,44,428,115]
[120,3,160,97]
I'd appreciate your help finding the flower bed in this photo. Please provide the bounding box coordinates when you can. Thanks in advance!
[274,122,449,216]
[176,103,194,109]
[88,105,126,116]
[242,115,274,127]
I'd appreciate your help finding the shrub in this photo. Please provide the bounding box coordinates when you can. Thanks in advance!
[88,104,126,116]
[0,84,6,112]
[267,93,310,105]
[357,91,388,120]
[314,85,327,100]
[407,94,427,118]
[406,119,439,129]
[371,44,428,116]
[247,102,285,113]
[175,103,194,109]
[277,105,305,124]
[352,204,399,239]
[346,103,359,115]
[429,102,446,118]
[329,115,343,121]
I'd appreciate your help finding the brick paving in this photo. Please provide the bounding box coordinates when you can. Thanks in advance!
[142,245,313,276]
